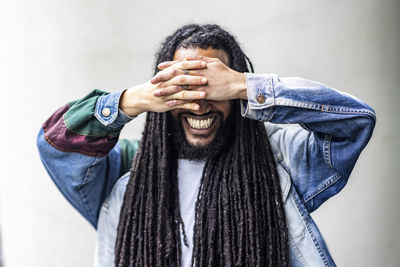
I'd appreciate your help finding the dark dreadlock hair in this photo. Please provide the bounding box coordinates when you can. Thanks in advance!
[115,24,289,267]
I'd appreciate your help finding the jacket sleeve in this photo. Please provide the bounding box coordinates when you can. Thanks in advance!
[242,74,376,212]
[37,89,139,228]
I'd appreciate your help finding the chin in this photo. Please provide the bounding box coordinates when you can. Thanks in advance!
[186,135,215,147]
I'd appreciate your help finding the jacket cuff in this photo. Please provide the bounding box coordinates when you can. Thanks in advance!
[94,90,134,129]
[240,73,276,121]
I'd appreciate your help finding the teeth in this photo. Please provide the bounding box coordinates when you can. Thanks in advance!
[187,117,215,130]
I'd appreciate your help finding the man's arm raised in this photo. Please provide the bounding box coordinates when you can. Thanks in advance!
[241,74,376,211]
[37,60,209,228]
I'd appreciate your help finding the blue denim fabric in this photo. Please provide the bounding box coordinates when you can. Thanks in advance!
[95,89,134,129]
[37,128,122,227]
[242,74,375,212]
[37,74,375,266]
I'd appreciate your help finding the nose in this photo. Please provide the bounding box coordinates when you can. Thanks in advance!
[192,99,211,115]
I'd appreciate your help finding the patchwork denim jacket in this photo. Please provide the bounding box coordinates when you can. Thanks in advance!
[37,74,375,266]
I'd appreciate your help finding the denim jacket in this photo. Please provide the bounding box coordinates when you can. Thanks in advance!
[37,74,375,266]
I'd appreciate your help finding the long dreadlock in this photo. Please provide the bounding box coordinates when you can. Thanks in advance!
[115,24,289,267]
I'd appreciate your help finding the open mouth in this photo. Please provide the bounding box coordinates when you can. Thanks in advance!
[186,116,216,130]
[176,112,222,147]
[179,113,220,137]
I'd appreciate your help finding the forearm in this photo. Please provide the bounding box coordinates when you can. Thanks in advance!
[242,74,376,170]
[242,74,375,132]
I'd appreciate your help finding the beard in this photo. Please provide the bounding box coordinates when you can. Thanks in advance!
[167,108,236,161]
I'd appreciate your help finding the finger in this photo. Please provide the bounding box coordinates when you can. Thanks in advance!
[158,60,179,70]
[162,75,207,87]
[151,68,204,84]
[176,60,207,70]
[166,100,200,111]
[154,85,204,97]
[185,55,220,63]
[166,90,206,101]
[152,61,207,84]
[151,68,180,84]
[153,85,181,97]
[158,59,207,70]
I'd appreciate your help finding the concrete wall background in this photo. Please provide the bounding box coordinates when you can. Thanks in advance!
[1,0,399,266]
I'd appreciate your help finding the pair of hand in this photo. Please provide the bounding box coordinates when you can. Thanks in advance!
[120,56,247,117]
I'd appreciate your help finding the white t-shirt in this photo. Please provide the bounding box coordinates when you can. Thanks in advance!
[96,159,205,267]
[177,159,205,266]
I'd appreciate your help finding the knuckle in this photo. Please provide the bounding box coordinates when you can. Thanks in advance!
[179,76,186,83]
[161,89,168,95]
[181,91,186,99]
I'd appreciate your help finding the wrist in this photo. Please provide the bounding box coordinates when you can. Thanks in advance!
[233,72,247,100]
[119,85,147,117]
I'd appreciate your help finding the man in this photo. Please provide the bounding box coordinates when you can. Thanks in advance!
[37,24,375,267]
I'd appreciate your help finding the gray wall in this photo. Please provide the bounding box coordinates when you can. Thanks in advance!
[1,0,399,266]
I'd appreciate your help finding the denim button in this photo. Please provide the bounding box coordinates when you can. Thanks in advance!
[256,94,266,104]
[102,107,111,117]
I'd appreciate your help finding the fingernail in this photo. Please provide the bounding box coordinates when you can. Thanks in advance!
[153,90,161,96]
[194,105,199,110]
[201,62,206,67]
[199,92,206,97]
[201,78,207,83]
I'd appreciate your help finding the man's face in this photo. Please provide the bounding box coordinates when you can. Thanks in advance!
[170,47,232,149]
